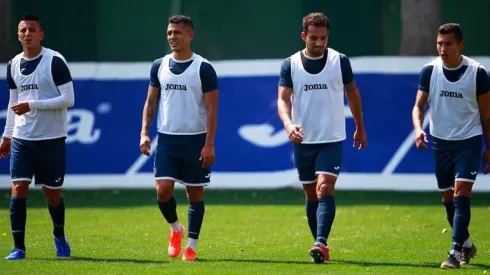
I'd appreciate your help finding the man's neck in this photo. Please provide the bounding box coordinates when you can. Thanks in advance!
[444,55,463,69]
[23,46,42,59]
[172,50,193,61]
[303,48,324,59]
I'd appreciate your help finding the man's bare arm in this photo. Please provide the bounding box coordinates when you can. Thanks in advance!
[478,91,490,148]
[344,80,364,130]
[412,90,429,131]
[141,86,160,136]
[277,86,293,128]
[203,89,218,147]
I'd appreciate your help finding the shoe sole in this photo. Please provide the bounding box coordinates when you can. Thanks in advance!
[5,257,25,260]
[440,263,460,269]
[309,249,325,264]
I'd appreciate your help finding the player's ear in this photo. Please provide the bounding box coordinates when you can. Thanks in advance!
[188,29,194,40]
[301,31,307,42]
[458,40,464,52]
[40,30,45,41]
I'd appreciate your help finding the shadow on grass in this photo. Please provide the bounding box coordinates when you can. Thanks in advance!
[37,256,168,264]
[40,256,469,269]
[201,258,440,268]
[471,263,490,270]
[0,188,489,208]
[331,259,439,268]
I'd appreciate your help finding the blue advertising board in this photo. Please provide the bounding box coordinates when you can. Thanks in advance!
[1,57,489,190]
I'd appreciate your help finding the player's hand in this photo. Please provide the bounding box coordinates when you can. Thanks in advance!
[0,138,11,158]
[353,127,367,150]
[200,144,215,168]
[482,149,490,174]
[286,124,304,144]
[11,101,31,116]
[139,135,151,156]
[414,128,428,149]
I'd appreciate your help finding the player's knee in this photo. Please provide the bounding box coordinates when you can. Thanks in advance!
[440,190,454,203]
[317,183,334,197]
[186,186,204,202]
[156,180,175,202]
[303,183,318,201]
[42,187,61,206]
[316,175,336,197]
[11,182,29,198]
[454,181,473,197]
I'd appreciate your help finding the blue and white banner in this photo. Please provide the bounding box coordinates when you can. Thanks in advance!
[1,56,490,190]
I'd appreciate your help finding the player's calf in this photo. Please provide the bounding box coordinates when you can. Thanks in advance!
[314,175,336,253]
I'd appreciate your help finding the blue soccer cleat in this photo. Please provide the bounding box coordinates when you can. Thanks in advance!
[5,248,26,260]
[54,236,71,257]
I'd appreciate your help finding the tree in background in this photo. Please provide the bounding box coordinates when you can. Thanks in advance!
[400,0,441,56]
[0,0,13,62]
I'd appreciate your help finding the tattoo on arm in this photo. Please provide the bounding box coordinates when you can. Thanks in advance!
[344,81,355,93]
[141,88,159,136]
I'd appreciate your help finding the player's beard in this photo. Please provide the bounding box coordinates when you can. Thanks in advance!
[308,46,324,58]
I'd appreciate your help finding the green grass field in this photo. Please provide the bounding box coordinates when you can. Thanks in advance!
[0,189,489,274]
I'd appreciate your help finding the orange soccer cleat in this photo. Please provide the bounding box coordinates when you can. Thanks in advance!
[182,247,196,261]
[167,224,185,258]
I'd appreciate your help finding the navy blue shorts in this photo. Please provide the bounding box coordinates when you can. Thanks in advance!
[10,137,66,189]
[293,141,343,184]
[154,133,210,186]
[432,135,483,191]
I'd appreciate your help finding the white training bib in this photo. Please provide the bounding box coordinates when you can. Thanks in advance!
[156,53,209,135]
[290,48,346,143]
[10,47,68,140]
[428,56,482,140]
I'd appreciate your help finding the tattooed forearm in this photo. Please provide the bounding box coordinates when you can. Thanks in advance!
[481,117,490,148]
[141,90,159,136]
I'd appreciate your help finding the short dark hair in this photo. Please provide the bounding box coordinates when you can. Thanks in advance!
[168,15,193,30]
[438,23,463,42]
[20,13,43,29]
[302,12,330,33]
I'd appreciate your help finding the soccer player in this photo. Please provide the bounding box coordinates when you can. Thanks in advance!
[277,12,367,264]
[412,23,490,269]
[0,13,74,260]
[139,15,218,261]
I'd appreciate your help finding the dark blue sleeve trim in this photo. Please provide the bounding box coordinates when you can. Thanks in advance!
[476,66,490,95]
[200,62,218,93]
[418,65,434,93]
[339,54,354,85]
[6,60,17,89]
[51,56,72,86]
[278,58,292,88]
[150,59,162,88]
